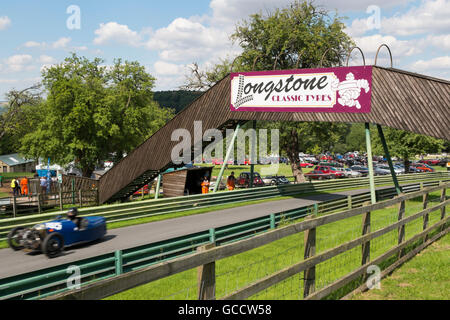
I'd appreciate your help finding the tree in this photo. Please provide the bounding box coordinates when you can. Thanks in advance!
[371,127,445,172]
[20,54,174,177]
[0,84,41,141]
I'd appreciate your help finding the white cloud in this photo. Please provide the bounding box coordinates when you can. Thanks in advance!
[381,0,450,36]
[0,16,11,30]
[426,34,450,51]
[153,61,186,76]
[351,34,423,66]
[52,37,71,49]
[410,56,450,71]
[23,41,43,48]
[94,22,142,46]
[4,54,34,72]
[38,55,56,64]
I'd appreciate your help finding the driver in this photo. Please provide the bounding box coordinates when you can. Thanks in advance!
[67,207,81,229]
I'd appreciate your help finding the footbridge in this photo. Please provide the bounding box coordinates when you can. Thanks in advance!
[98,65,450,204]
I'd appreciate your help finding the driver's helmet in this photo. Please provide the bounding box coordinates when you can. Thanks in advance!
[67,207,78,220]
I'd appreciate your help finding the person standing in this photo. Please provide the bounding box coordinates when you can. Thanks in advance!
[227,171,236,191]
[40,176,47,194]
[10,178,17,196]
[201,176,210,194]
[20,177,29,196]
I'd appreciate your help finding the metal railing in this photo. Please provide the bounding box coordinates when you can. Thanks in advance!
[0,179,446,300]
[0,172,448,241]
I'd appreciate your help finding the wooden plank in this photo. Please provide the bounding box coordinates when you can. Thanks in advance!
[303,216,316,298]
[197,243,216,300]
[341,226,449,300]
[423,191,429,241]
[361,210,371,267]
[311,221,449,301]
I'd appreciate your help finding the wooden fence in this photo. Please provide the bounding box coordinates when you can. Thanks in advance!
[0,175,98,217]
[47,182,448,300]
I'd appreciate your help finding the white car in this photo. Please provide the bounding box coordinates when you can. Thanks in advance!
[340,168,363,178]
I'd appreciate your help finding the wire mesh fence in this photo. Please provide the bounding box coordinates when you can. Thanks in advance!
[38,183,449,301]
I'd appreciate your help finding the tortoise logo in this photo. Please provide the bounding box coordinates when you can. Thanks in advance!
[332,72,370,109]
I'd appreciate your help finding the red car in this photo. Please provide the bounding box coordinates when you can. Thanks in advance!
[300,162,314,168]
[236,172,265,188]
[134,184,150,195]
[411,163,434,172]
[420,159,440,166]
[314,166,345,178]
[305,170,332,181]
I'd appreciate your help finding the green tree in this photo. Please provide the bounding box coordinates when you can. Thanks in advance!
[372,126,446,171]
[20,54,174,177]
[225,1,354,181]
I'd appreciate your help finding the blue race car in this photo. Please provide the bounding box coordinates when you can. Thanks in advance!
[7,208,107,258]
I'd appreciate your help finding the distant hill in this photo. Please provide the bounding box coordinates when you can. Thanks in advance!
[153,90,203,114]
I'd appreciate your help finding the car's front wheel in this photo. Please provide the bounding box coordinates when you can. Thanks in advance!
[42,233,64,258]
[7,226,25,251]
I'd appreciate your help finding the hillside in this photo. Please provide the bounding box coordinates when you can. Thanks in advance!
[153,90,203,114]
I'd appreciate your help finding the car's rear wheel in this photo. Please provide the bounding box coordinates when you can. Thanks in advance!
[42,233,64,258]
[7,226,25,251]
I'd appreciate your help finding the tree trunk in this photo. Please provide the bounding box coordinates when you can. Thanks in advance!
[404,155,410,174]
[287,128,305,183]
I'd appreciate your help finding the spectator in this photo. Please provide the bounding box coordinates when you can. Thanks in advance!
[227,172,236,191]
[10,178,18,196]
[40,176,47,194]
[20,177,29,196]
[201,176,210,194]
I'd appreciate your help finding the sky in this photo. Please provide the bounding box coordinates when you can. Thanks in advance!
[0,0,449,100]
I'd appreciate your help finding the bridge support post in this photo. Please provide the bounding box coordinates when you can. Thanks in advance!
[250,121,257,188]
[377,125,401,195]
[365,123,376,204]
[154,174,162,199]
[214,123,241,192]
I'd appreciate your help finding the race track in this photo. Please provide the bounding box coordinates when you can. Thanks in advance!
[0,188,379,279]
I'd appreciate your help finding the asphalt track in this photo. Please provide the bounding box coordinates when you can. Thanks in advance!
[0,187,383,279]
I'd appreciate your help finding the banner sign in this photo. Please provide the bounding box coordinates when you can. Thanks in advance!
[230,66,372,113]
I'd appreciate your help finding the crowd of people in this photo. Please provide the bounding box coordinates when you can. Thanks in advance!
[9,175,50,197]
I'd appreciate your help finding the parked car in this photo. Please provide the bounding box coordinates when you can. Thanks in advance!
[411,163,434,172]
[263,175,290,186]
[420,159,440,166]
[350,165,369,176]
[335,168,362,178]
[314,166,345,178]
[377,165,403,175]
[374,166,391,176]
[133,184,150,196]
[236,172,265,188]
[7,210,107,258]
[299,162,314,168]
[305,170,333,181]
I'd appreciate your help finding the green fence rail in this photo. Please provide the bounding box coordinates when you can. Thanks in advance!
[0,179,446,300]
[1,172,448,241]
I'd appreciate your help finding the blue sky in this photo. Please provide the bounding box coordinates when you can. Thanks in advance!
[0,0,449,99]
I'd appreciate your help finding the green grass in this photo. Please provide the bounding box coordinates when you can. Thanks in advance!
[0,172,35,180]
[351,233,449,300]
[105,190,448,300]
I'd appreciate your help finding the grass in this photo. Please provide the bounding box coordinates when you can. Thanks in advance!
[351,233,449,300]
[0,172,35,180]
[105,190,448,300]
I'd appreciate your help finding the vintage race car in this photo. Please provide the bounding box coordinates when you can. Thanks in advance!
[7,215,107,258]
